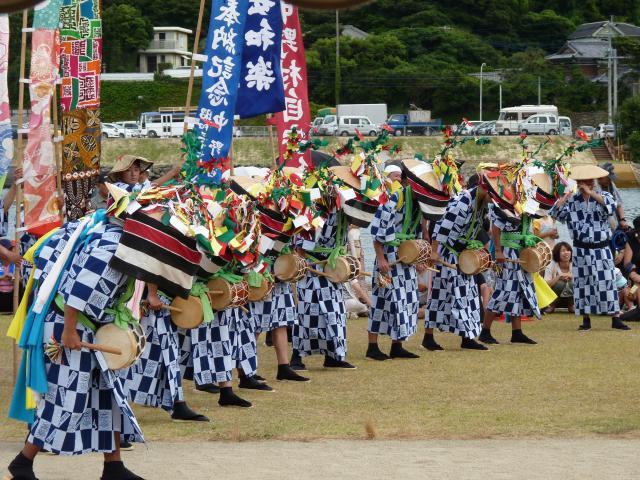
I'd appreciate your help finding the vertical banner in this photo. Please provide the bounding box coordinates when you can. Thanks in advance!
[235,0,285,118]
[0,15,13,192]
[194,0,248,176]
[23,30,62,236]
[59,0,102,220]
[274,2,311,168]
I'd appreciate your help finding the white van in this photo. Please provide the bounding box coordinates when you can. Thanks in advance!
[518,113,560,135]
[496,105,558,135]
[559,116,572,136]
[318,115,378,137]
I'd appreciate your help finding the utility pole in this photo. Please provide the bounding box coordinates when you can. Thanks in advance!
[538,76,541,105]
[613,47,618,121]
[499,83,502,110]
[335,10,340,126]
[480,62,486,121]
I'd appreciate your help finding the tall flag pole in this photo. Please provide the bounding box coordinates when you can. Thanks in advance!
[59,0,102,220]
[274,2,311,168]
[183,0,207,136]
[0,15,13,192]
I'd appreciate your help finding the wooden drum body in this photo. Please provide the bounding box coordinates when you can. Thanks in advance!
[95,323,146,370]
[520,242,552,274]
[398,240,431,265]
[274,254,308,283]
[324,255,361,284]
[171,296,204,329]
[207,277,250,311]
[246,276,274,302]
[458,248,492,275]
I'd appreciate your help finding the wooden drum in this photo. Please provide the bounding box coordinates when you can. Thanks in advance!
[398,240,431,265]
[171,296,204,329]
[324,255,361,284]
[95,323,146,371]
[520,242,552,274]
[274,254,308,282]
[246,275,274,302]
[458,248,493,275]
[207,277,250,311]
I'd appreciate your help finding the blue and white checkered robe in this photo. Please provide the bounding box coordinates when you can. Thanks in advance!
[226,307,258,377]
[368,191,419,341]
[550,192,619,315]
[292,211,348,360]
[26,220,144,455]
[427,188,483,338]
[250,281,297,333]
[487,205,540,318]
[178,311,233,385]
[122,294,184,413]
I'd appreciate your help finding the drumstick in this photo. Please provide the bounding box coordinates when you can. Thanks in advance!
[239,305,250,314]
[306,259,327,266]
[433,258,457,270]
[207,290,225,295]
[84,342,123,356]
[360,272,373,277]
[388,256,407,267]
[308,268,330,278]
[495,258,525,264]
[141,302,183,313]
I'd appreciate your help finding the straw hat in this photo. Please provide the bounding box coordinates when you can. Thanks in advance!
[401,158,442,192]
[479,170,516,210]
[329,165,361,190]
[108,155,153,181]
[569,164,609,181]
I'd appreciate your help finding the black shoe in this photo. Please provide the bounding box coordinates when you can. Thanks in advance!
[579,316,591,331]
[578,324,591,331]
[511,329,537,345]
[612,318,631,330]
[171,402,210,422]
[421,333,444,351]
[365,343,390,361]
[277,364,310,382]
[478,328,499,344]
[239,376,275,392]
[253,374,266,382]
[290,352,307,371]
[7,453,38,480]
[101,461,144,480]
[218,387,252,408]
[323,356,357,369]
[389,343,420,359]
[119,441,134,451]
[461,337,489,350]
[265,331,273,347]
[195,383,220,394]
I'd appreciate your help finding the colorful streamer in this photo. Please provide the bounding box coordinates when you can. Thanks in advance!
[274,2,312,168]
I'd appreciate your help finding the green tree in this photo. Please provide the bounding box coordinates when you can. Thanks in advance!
[102,4,153,73]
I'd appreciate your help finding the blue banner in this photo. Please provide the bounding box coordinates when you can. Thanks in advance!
[195,0,249,169]
[235,0,285,118]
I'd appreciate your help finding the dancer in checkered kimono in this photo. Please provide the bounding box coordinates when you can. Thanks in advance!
[292,210,355,369]
[550,165,630,331]
[178,311,252,408]
[250,281,309,381]
[225,305,274,392]
[425,185,490,351]
[479,205,540,345]
[122,288,209,422]
[6,218,146,480]
[366,187,421,360]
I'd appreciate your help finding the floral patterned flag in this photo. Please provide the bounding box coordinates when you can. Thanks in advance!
[0,15,13,192]
[23,29,63,236]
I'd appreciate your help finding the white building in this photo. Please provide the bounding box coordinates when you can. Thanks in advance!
[139,27,192,73]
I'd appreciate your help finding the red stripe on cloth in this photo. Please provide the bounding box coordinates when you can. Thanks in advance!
[407,178,449,202]
[260,212,290,234]
[124,218,202,264]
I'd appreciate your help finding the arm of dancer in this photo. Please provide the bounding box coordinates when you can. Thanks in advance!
[61,305,83,351]
[145,282,164,310]
[373,241,390,273]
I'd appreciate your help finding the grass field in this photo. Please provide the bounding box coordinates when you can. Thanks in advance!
[101,136,597,169]
[1,313,639,442]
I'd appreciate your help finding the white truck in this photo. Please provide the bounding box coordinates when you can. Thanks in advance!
[495,105,558,135]
[335,104,388,126]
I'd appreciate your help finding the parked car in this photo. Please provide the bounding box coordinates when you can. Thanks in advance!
[559,116,572,136]
[102,123,122,138]
[458,121,484,136]
[474,121,496,135]
[575,125,595,139]
[311,117,324,135]
[594,123,615,139]
[318,115,379,137]
[518,113,560,135]
[496,105,558,135]
[115,121,141,138]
